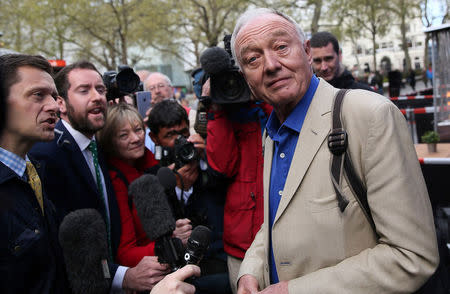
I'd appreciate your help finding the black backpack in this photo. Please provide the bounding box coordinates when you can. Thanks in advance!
[328,89,449,293]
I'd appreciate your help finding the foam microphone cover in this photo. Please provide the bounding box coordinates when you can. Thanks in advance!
[157,166,177,190]
[200,47,231,75]
[185,225,212,265]
[59,209,110,294]
[129,174,176,240]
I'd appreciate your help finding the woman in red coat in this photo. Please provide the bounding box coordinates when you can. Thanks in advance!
[97,103,161,267]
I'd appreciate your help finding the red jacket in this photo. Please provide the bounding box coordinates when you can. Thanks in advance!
[206,102,272,258]
[108,150,159,267]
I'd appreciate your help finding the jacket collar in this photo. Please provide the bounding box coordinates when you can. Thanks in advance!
[265,79,337,224]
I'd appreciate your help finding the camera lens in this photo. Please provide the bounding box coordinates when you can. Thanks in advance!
[175,135,196,163]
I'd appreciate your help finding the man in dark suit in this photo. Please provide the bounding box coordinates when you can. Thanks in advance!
[31,61,169,292]
[0,54,68,293]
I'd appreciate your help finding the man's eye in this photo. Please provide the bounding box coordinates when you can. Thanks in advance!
[97,87,106,95]
[247,56,257,64]
[278,45,287,50]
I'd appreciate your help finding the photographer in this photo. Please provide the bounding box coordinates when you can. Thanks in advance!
[147,99,231,294]
[194,41,272,293]
[201,78,272,293]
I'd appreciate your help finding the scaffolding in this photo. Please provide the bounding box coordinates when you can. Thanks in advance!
[424,24,450,141]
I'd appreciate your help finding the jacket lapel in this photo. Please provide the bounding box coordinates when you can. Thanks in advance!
[273,80,335,224]
[55,121,98,194]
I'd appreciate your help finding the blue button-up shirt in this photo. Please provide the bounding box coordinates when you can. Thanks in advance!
[266,75,319,284]
[0,146,27,178]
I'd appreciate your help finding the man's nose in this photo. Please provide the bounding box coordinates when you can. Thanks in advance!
[92,89,106,103]
[264,51,282,74]
[44,95,59,113]
[320,61,328,71]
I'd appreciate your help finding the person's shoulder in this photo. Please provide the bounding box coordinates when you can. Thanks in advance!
[30,138,60,163]
[343,89,399,124]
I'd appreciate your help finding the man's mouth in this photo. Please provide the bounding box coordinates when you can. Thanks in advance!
[89,107,105,115]
[267,77,288,89]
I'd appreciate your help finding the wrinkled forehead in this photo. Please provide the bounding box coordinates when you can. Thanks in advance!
[234,14,299,57]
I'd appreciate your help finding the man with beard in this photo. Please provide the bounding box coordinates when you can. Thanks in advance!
[310,31,373,91]
[30,61,170,293]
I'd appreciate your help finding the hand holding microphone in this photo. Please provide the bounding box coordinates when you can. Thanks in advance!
[150,264,201,294]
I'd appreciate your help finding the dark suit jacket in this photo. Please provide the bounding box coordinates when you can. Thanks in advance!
[30,120,121,278]
[0,158,69,293]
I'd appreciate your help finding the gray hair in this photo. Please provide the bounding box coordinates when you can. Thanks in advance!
[231,8,306,70]
[144,72,172,90]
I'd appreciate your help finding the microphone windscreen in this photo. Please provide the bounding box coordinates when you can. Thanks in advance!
[129,174,176,240]
[190,225,211,246]
[157,167,177,190]
[200,47,231,75]
[59,209,110,294]
[184,225,212,265]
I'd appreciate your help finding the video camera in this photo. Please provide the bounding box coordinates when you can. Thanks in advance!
[103,65,143,101]
[193,34,251,105]
[154,135,198,169]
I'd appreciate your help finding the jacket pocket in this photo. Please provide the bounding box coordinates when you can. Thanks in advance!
[9,227,41,257]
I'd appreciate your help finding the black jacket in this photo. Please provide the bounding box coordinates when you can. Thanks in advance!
[0,159,69,293]
[30,120,121,282]
[329,70,374,91]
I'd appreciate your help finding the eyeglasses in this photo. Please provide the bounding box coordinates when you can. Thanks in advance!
[148,83,169,92]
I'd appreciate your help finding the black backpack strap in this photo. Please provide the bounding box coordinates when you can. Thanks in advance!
[328,89,377,234]
[108,165,133,210]
[328,89,350,212]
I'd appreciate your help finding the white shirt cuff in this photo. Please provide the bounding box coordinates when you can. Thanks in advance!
[110,265,128,293]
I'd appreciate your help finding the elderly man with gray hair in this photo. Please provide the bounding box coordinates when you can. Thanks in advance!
[231,8,438,294]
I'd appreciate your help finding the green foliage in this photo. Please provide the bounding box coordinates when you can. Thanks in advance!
[421,131,440,143]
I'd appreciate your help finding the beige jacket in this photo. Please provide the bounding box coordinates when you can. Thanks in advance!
[238,79,439,293]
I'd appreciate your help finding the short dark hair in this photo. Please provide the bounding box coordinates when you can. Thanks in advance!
[310,31,340,55]
[0,54,52,102]
[54,60,101,100]
[0,54,52,134]
[147,99,188,135]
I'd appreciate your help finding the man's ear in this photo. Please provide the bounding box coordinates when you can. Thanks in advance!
[338,48,343,63]
[304,40,312,64]
[57,96,67,116]
[149,131,159,145]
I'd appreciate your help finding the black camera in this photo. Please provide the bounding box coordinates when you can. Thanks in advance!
[196,34,251,104]
[103,65,142,101]
[155,135,198,169]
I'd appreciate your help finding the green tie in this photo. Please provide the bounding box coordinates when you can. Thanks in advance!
[88,140,113,261]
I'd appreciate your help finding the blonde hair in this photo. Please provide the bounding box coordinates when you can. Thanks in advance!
[97,103,145,159]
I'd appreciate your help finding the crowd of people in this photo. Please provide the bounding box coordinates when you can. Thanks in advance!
[0,7,441,294]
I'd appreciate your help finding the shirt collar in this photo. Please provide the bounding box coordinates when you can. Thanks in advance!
[0,146,29,177]
[62,119,95,151]
[266,75,319,138]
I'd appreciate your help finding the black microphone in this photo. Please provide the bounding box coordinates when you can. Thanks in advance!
[200,47,232,76]
[129,174,184,269]
[184,225,212,265]
[58,209,110,294]
[157,166,177,191]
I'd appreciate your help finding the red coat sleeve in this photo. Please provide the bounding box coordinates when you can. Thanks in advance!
[206,110,239,178]
[110,172,155,267]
